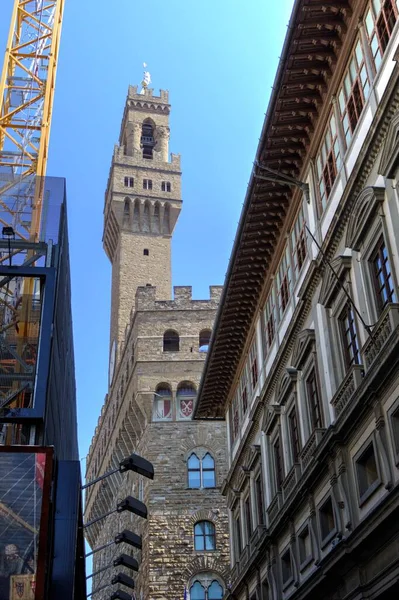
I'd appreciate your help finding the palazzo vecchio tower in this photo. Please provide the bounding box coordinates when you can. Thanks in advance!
[84,71,230,600]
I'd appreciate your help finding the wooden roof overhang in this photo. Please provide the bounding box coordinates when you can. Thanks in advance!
[195,0,355,419]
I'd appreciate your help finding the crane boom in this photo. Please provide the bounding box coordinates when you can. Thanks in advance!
[0,0,65,242]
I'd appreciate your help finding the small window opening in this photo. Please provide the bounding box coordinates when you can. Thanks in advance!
[124,177,134,187]
[161,181,171,192]
[141,121,155,159]
[319,497,335,542]
[281,549,293,586]
[143,179,153,190]
[143,249,149,256]
[194,521,216,551]
[356,442,379,502]
[199,329,211,352]
[298,525,312,566]
[391,405,399,457]
[163,330,179,352]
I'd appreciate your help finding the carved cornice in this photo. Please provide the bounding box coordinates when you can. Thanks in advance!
[379,109,399,178]
[276,370,297,405]
[345,186,385,251]
[291,328,315,370]
[318,255,352,308]
[262,404,282,435]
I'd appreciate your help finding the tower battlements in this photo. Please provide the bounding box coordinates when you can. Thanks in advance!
[128,84,169,105]
[134,284,223,312]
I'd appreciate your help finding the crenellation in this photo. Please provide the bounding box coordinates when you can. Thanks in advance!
[135,284,223,313]
[210,285,223,301]
[173,285,192,302]
[128,85,170,105]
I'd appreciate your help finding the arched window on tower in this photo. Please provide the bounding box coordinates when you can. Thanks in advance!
[177,382,196,420]
[187,451,215,489]
[189,577,223,600]
[199,329,211,352]
[153,202,160,233]
[153,384,172,421]
[141,119,155,159]
[162,203,170,234]
[142,200,151,232]
[163,330,179,352]
[133,199,140,232]
[194,521,216,551]
[123,198,130,227]
[190,582,206,600]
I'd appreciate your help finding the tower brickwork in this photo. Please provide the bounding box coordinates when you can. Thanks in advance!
[103,85,182,349]
[85,84,230,600]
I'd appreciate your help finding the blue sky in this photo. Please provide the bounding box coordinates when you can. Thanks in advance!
[0,0,293,470]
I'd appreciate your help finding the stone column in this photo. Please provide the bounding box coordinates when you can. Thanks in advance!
[156,126,170,161]
[132,122,142,156]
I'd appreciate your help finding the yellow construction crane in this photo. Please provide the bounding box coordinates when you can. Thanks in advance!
[0,1,65,426]
[0,0,65,244]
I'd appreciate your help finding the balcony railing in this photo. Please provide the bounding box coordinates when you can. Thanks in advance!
[267,491,282,525]
[282,463,301,503]
[300,428,325,470]
[362,303,399,369]
[331,364,364,418]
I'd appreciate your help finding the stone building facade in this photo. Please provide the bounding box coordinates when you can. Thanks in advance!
[196,2,399,600]
[84,85,230,599]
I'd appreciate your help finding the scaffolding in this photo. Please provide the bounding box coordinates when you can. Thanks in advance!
[0,1,64,438]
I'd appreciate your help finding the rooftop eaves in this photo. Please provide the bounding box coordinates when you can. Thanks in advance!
[195,0,359,419]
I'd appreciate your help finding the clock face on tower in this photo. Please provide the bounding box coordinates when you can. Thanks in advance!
[109,340,116,386]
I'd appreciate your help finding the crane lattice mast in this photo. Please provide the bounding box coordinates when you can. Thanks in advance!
[0,0,65,244]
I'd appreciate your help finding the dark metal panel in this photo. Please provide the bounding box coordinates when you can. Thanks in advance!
[49,460,86,600]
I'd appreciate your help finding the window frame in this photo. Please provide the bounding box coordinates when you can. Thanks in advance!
[388,396,399,466]
[337,38,370,147]
[297,521,313,571]
[187,451,216,489]
[190,577,224,600]
[199,329,212,352]
[316,112,342,212]
[317,495,337,547]
[272,435,284,493]
[255,471,265,527]
[305,365,324,432]
[288,404,301,464]
[161,181,172,192]
[365,0,399,72]
[280,547,294,589]
[369,234,397,315]
[187,452,201,489]
[244,492,253,543]
[263,288,277,355]
[143,178,153,190]
[248,339,258,392]
[239,367,249,416]
[291,203,309,276]
[233,504,242,562]
[163,330,180,352]
[194,520,216,552]
[276,244,292,320]
[230,391,241,445]
[124,176,134,188]
[353,434,382,505]
[338,301,361,369]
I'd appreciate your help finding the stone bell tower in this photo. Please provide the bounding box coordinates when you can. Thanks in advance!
[85,72,230,600]
[103,74,182,353]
